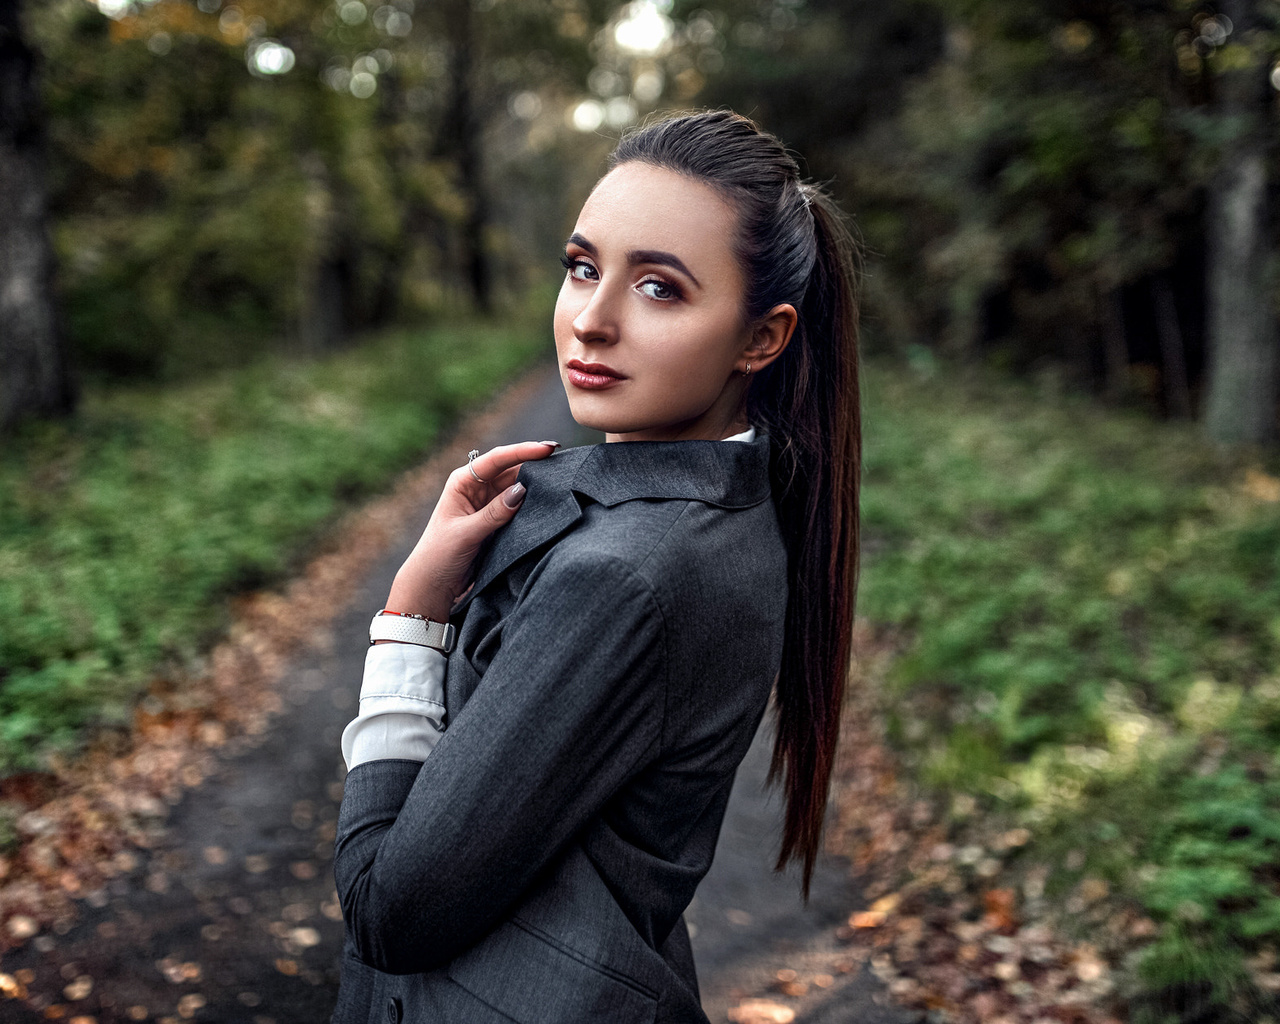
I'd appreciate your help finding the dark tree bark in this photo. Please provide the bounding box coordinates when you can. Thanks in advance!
[296,152,350,353]
[1098,286,1129,403]
[0,0,75,430]
[1203,0,1279,443]
[1152,276,1192,419]
[443,0,492,313]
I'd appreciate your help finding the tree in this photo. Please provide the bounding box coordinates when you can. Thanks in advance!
[440,0,492,313]
[0,0,75,429]
[1202,0,1279,443]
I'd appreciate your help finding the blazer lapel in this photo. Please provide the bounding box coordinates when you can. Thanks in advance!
[454,434,773,612]
[455,445,591,612]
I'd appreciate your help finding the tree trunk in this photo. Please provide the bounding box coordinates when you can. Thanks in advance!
[444,0,492,314]
[1098,286,1129,402]
[1152,276,1193,419]
[296,153,349,352]
[0,0,75,430]
[1202,0,1278,443]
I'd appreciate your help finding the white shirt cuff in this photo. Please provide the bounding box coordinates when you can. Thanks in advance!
[341,642,448,770]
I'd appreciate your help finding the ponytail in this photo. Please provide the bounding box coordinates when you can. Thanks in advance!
[753,191,861,895]
[611,111,862,896]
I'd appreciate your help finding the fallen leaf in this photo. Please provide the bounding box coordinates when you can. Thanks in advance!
[727,1000,796,1024]
[1243,468,1280,503]
[983,888,1018,931]
[6,916,38,940]
[289,926,321,949]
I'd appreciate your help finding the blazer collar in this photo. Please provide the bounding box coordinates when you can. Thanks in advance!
[456,434,772,611]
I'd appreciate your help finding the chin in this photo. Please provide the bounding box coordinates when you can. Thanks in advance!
[563,393,631,435]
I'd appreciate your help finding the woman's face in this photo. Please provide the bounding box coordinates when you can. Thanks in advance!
[553,161,756,443]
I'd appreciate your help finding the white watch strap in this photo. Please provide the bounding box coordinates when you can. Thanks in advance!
[369,613,456,653]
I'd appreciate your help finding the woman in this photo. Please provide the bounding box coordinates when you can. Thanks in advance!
[333,109,861,1023]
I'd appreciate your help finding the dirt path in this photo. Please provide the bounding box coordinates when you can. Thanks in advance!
[0,364,918,1024]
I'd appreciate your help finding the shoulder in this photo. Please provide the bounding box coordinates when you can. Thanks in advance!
[550,495,784,603]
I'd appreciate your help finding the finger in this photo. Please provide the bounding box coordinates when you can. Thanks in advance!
[473,482,527,535]
[465,440,559,486]
[442,461,523,517]
[488,464,523,491]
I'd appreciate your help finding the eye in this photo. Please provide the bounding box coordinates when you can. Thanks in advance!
[638,277,680,301]
[560,254,598,282]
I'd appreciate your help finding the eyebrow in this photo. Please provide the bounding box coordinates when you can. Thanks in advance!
[565,233,702,289]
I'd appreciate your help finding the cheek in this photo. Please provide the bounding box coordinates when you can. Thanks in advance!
[662,311,747,378]
[552,285,575,348]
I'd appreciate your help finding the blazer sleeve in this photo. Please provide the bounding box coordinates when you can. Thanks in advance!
[333,547,668,975]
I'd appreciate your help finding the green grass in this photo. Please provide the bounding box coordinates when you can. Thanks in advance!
[0,318,548,771]
[859,359,1280,1017]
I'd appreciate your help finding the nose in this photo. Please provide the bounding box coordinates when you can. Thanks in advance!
[571,278,620,347]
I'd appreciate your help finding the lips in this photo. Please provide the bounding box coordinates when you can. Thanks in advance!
[566,359,626,390]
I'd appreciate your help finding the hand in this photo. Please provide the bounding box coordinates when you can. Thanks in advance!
[384,441,560,621]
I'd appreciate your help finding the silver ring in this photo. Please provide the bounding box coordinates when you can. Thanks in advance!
[467,449,486,483]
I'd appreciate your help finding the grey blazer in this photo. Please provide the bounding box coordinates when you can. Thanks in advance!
[333,434,788,1024]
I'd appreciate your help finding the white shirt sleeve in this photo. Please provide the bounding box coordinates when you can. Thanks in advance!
[341,643,448,770]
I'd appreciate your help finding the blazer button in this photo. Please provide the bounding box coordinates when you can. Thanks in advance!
[386,997,402,1024]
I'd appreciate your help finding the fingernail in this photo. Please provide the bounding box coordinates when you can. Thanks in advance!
[537,440,561,448]
[503,482,526,508]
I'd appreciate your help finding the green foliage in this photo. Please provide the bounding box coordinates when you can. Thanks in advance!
[860,358,1280,1014]
[0,316,547,770]
[850,0,1211,359]
[26,0,605,379]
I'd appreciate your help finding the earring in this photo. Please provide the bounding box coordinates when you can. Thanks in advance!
[744,362,752,375]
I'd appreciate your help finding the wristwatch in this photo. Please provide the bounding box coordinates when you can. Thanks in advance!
[369,610,456,653]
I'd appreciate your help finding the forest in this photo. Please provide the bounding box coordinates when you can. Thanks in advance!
[3,0,1280,1021]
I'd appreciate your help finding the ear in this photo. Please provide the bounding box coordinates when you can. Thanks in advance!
[738,303,797,374]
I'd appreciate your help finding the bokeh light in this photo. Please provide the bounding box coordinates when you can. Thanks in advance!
[94,0,131,18]
[509,91,543,120]
[571,99,605,132]
[372,5,413,37]
[632,68,663,103]
[339,0,368,26]
[588,68,625,97]
[605,96,637,127]
[248,39,296,76]
[613,0,673,57]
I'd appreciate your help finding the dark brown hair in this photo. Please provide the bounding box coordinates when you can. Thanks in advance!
[611,110,862,894]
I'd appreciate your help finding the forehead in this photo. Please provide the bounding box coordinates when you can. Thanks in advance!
[576,162,740,265]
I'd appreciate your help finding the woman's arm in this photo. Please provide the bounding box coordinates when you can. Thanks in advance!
[334,548,668,975]
[338,440,560,769]
[340,643,448,769]
[383,440,560,621]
